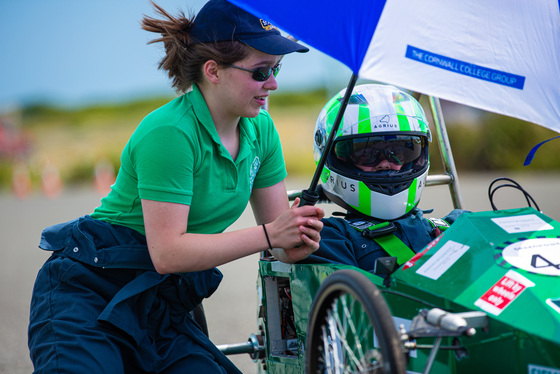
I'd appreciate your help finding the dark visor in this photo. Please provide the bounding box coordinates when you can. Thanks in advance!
[334,135,424,168]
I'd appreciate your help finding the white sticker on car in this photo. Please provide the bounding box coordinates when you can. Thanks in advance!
[416,240,469,280]
[502,238,560,276]
[491,214,553,234]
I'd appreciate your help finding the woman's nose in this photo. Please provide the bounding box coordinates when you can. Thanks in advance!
[263,74,278,91]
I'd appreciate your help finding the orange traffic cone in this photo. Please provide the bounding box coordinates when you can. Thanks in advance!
[12,163,32,199]
[95,160,115,195]
[41,163,62,199]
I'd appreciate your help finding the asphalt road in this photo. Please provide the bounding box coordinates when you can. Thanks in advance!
[1,173,558,373]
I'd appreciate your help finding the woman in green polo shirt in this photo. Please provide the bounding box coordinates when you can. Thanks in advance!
[28,1,323,372]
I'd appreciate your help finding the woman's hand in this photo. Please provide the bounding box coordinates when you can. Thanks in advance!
[267,197,324,263]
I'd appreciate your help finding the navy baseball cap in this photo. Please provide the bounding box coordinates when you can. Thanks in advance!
[190,0,309,55]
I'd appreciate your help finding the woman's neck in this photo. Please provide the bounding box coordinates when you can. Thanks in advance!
[198,81,241,160]
[218,124,240,161]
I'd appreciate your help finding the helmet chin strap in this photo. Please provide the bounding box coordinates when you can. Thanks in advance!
[300,73,359,207]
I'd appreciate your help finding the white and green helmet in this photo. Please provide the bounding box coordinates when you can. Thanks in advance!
[314,84,431,220]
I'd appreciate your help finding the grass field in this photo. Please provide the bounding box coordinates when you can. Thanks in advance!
[2,90,559,193]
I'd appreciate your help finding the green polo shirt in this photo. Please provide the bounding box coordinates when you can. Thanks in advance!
[91,85,287,235]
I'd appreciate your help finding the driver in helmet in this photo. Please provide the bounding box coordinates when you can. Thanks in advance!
[304,84,466,273]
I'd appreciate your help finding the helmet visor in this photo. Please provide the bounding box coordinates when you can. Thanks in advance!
[334,135,425,169]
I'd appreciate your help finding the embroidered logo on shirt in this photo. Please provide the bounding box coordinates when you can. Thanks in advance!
[249,157,261,191]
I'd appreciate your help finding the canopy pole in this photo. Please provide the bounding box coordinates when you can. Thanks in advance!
[428,96,464,209]
[299,73,359,206]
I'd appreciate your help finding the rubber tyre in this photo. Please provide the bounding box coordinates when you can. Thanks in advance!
[306,269,406,374]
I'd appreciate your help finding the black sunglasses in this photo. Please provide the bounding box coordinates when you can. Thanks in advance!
[228,63,282,82]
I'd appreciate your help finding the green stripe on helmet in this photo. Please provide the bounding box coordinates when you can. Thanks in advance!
[418,119,430,134]
[358,104,372,134]
[410,100,430,134]
[406,178,418,212]
[397,114,412,131]
[359,181,371,215]
[325,94,342,134]
[412,99,425,118]
[320,167,331,184]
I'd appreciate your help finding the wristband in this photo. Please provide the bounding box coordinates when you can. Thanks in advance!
[262,224,273,250]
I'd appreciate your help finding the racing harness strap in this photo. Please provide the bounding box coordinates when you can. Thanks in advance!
[349,218,450,266]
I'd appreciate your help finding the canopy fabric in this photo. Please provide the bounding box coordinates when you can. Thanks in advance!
[229,0,560,133]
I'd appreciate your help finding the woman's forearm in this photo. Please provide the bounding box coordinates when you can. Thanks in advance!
[148,225,269,274]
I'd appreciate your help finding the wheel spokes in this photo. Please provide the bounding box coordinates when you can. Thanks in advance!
[319,294,385,373]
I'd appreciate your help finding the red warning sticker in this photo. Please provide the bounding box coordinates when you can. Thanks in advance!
[474,270,535,316]
[403,235,443,270]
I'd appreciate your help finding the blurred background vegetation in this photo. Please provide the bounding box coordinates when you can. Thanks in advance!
[0,89,558,195]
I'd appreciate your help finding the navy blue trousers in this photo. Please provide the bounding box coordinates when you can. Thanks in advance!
[28,216,241,374]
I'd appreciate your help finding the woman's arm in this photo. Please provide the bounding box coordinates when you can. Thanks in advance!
[142,181,323,274]
[249,179,290,224]
[250,180,324,264]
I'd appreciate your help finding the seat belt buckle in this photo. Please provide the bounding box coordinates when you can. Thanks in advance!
[361,222,397,239]
[428,218,450,237]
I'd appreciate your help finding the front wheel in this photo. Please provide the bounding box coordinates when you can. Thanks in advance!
[306,270,406,374]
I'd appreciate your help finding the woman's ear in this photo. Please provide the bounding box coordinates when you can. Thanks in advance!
[203,60,220,84]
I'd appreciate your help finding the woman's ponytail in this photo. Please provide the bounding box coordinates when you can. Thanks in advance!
[141,1,250,93]
[141,1,194,92]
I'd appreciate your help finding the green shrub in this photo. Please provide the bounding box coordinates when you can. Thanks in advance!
[446,114,560,171]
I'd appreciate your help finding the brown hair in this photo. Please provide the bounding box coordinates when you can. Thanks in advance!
[141,1,251,93]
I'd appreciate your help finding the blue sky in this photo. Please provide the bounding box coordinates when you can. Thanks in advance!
[0,0,349,110]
